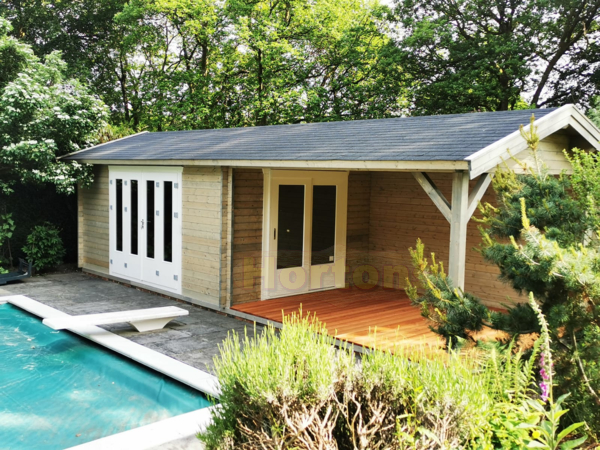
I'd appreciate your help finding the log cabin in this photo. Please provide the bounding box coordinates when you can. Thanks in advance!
[62,105,600,349]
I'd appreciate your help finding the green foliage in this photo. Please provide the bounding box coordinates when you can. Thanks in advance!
[0,184,79,267]
[0,20,108,195]
[408,117,600,438]
[0,18,35,91]
[2,1,600,123]
[0,0,128,122]
[588,97,600,128]
[520,394,587,450]
[478,116,589,247]
[519,297,587,450]
[392,0,600,113]
[406,239,491,346]
[560,324,600,431]
[0,212,15,273]
[565,147,600,229]
[95,122,139,144]
[22,223,65,271]
[200,314,587,449]
[2,0,408,131]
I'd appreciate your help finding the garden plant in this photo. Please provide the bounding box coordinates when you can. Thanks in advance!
[22,223,66,272]
[0,18,106,270]
[407,116,600,439]
[200,310,585,449]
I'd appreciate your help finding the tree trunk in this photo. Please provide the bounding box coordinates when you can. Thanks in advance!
[118,57,130,123]
[257,48,266,126]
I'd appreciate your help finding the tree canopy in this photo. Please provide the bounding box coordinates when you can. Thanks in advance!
[2,0,598,128]
[0,18,107,194]
[393,0,600,114]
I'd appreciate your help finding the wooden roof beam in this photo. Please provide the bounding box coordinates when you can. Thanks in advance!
[413,171,493,290]
[467,173,493,219]
[412,172,452,223]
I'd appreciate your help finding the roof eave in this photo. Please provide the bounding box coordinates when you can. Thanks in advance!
[466,104,600,179]
[67,159,470,172]
[59,131,150,160]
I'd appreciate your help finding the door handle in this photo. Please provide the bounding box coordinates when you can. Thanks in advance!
[274,228,276,240]
[141,219,144,229]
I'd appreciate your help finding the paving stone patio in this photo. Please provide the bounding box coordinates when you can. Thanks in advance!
[0,271,262,374]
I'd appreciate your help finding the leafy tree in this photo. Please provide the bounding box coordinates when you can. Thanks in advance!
[1,0,408,130]
[588,96,600,128]
[111,0,228,130]
[407,116,600,435]
[111,0,408,129]
[0,18,107,194]
[219,0,408,126]
[0,0,130,123]
[392,0,600,114]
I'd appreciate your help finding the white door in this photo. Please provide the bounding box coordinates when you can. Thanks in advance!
[139,171,182,293]
[109,167,182,294]
[109,171,143,281]
[262,170,348,299]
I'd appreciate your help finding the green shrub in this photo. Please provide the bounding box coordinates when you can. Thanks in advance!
[407,117,600,438]
[199,314,584,449]
[0,212,15,273]
[22,223,65,271]
[1,183,78,265]
[200,315,345,450]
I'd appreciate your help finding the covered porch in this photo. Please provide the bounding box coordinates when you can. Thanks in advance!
[230,169,516,312]
[229,168,515,352]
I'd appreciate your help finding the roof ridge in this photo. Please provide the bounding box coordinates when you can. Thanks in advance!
[145,107,559,135]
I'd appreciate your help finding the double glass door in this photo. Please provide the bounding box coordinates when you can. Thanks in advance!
[109,167,182,294]
[263,170,348,299]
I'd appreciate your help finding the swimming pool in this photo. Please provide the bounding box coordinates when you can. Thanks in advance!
[0,301,212,450]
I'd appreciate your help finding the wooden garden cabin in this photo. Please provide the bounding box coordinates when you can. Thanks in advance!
[64,105,600,349]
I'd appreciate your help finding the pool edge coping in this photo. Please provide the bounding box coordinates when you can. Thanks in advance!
[1,295,220,449]
[2,295,219,397]
[64,407,216,450]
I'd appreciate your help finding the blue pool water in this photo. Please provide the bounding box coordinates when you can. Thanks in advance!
[0,303,211,450]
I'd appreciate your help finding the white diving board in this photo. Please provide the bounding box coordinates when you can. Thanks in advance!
[43,306,189,332]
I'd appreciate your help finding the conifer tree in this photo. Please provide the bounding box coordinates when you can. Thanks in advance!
[407,115,600,434]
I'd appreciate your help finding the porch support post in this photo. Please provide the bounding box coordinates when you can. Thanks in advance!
[413,171,493,291]
[448,171,469,290]
[225,167,234,309]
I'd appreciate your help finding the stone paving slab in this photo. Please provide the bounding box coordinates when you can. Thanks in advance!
[0,271,262,374]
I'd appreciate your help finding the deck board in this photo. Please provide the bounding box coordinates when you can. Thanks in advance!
[231,287,445,351]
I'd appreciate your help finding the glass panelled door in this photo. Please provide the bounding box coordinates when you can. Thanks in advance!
[109,167,182,294]
[309,185,338,290]
[141,172,181,292]
[264,170,348,299]
[271,180,311,297]
[110,173,142,281]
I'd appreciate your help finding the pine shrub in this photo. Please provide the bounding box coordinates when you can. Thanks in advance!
[406,115,600,438]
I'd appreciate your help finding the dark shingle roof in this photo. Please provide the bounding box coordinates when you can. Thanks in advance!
[65,108,558,162]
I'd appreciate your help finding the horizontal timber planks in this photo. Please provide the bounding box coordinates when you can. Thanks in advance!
[231,169,264,305]
[366,171,516,309]
[80,165,110,271]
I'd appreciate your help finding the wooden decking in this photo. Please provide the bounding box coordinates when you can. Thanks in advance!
[231,287,445,351]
